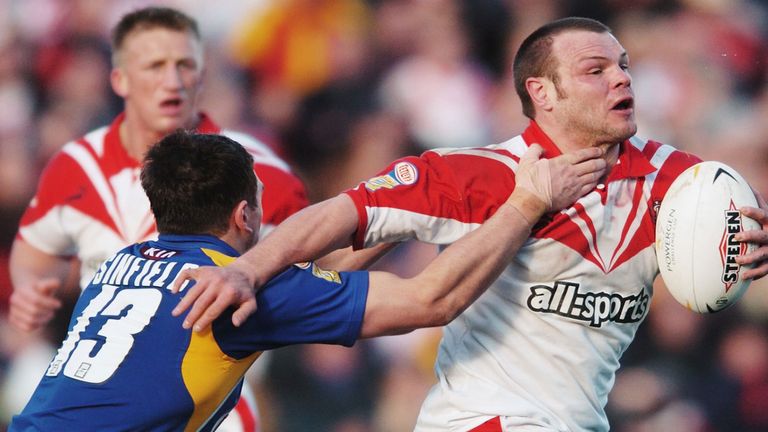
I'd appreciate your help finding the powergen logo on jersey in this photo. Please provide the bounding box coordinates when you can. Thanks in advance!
[527,281,649,327]
[363,162,418,191]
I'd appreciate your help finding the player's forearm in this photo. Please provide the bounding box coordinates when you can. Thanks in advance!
[9,240,71,289]
[315,243,395,271]
[239,194,360,286]
[8,239,72,331]
[413,192,542,323]
[361,190,543,337]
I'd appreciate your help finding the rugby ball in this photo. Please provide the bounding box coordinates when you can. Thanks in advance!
[655,161,759,313]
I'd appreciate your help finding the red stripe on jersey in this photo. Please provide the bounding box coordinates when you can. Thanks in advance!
[609,177,652,271]
[649,145,702,199]
[522,120,562,158]
[546,202,607,271]
[640,139,663,160]
[348,188,369,250]
[195,113,221,134]
[232,397,258,432]
[346,151,518,248]
[19,150,121,236]
[254,163,308,226]
[469,416,502,432]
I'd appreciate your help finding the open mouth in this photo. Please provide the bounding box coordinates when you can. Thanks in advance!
[161,97,183,108]
[611,97,634,111]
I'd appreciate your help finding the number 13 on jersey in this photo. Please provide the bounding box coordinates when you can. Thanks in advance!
[46,285,162,383]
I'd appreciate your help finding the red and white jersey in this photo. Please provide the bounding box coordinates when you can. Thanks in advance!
[17,113,308,290]
[345,121,700,431]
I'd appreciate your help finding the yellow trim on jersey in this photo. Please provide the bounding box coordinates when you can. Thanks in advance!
[181,329,261,431]
[201,248,236,267]
[182,247,261,431]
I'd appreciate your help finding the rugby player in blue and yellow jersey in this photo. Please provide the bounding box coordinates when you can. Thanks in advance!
[10,130,604,431]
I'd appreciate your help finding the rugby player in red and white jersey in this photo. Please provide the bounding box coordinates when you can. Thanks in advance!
[171,17,768,432]
[8,7,307,432]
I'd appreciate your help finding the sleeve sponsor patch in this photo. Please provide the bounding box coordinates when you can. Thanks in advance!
[293,262,342,283]
[363,162,418,191]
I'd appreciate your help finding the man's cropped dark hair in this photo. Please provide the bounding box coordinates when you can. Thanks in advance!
[141,130,258,235]
[513,17,612,119]
[111,6,200,65]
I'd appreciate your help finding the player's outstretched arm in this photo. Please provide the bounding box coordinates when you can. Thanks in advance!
[737,189,768,280]
[173,144,606,332]
[172,194,362,331]
[359,145,606,337]
[9,240,71,332]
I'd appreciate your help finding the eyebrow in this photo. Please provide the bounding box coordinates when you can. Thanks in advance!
[578,52,629,63]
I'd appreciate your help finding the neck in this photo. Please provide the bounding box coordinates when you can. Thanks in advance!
[535,119,622,169]
[119,113,200,161]
[119,120,164,162]
[219,230,254,255]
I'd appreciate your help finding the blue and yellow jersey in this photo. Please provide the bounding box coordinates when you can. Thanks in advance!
[11,234,369,431]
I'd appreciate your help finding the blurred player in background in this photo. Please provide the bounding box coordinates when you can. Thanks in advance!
[10,130,605,431]
[8,7,308,431]
[174,17,768,431]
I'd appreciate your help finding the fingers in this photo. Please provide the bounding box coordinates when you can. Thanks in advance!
[520,144,544,165]
[172,270,204,316]
[573,158,607,178]
[182,286,250,331]
[8,281,63,332]
[740,206,768,226]
[565,146,604,164]
[180,285,217,331]
[741,259,768,280]
[579,178,601,196]
[171,268,196,294]
[9,299,58,332]
[171,266,258,331]
[735,227,768,250]
[232,300,258,327]
[191,298,228,332]
[37,278,62,295]
[9,308,53,332]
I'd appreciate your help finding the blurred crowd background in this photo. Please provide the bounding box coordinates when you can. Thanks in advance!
[1,0,768,431]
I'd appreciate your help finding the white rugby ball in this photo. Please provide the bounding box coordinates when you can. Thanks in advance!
[655,161,759,313]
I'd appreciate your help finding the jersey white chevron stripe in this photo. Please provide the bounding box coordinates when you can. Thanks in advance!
[363,207,480,247]
[63,143,128,240]
[644,143,677,191]
[566,192,608,271]
[222,130,291,172]
[82,127,109,157]
[429,146,520,171]
[628,135,648,152]
[607,185,648,270]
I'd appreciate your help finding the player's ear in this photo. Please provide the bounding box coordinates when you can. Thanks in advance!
[232,200,253,234]
[526,76,554,112]
[110,67,128,97]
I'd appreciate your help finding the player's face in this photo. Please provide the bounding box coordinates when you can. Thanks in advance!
[548,30,636,145]
[113,28,204,136]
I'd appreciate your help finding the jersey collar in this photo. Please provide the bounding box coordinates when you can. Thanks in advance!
[195,113,220,134]
[157,233,239,256]
[106,112,222,163]
[521,120,655,180]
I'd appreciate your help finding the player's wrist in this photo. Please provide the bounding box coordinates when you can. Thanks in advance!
[228,260,262,292]
[505,189,547,226]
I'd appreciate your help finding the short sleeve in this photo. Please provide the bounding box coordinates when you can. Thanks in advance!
[213,264,369,358]
[344,149,518,249]
[16,152,88,256]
